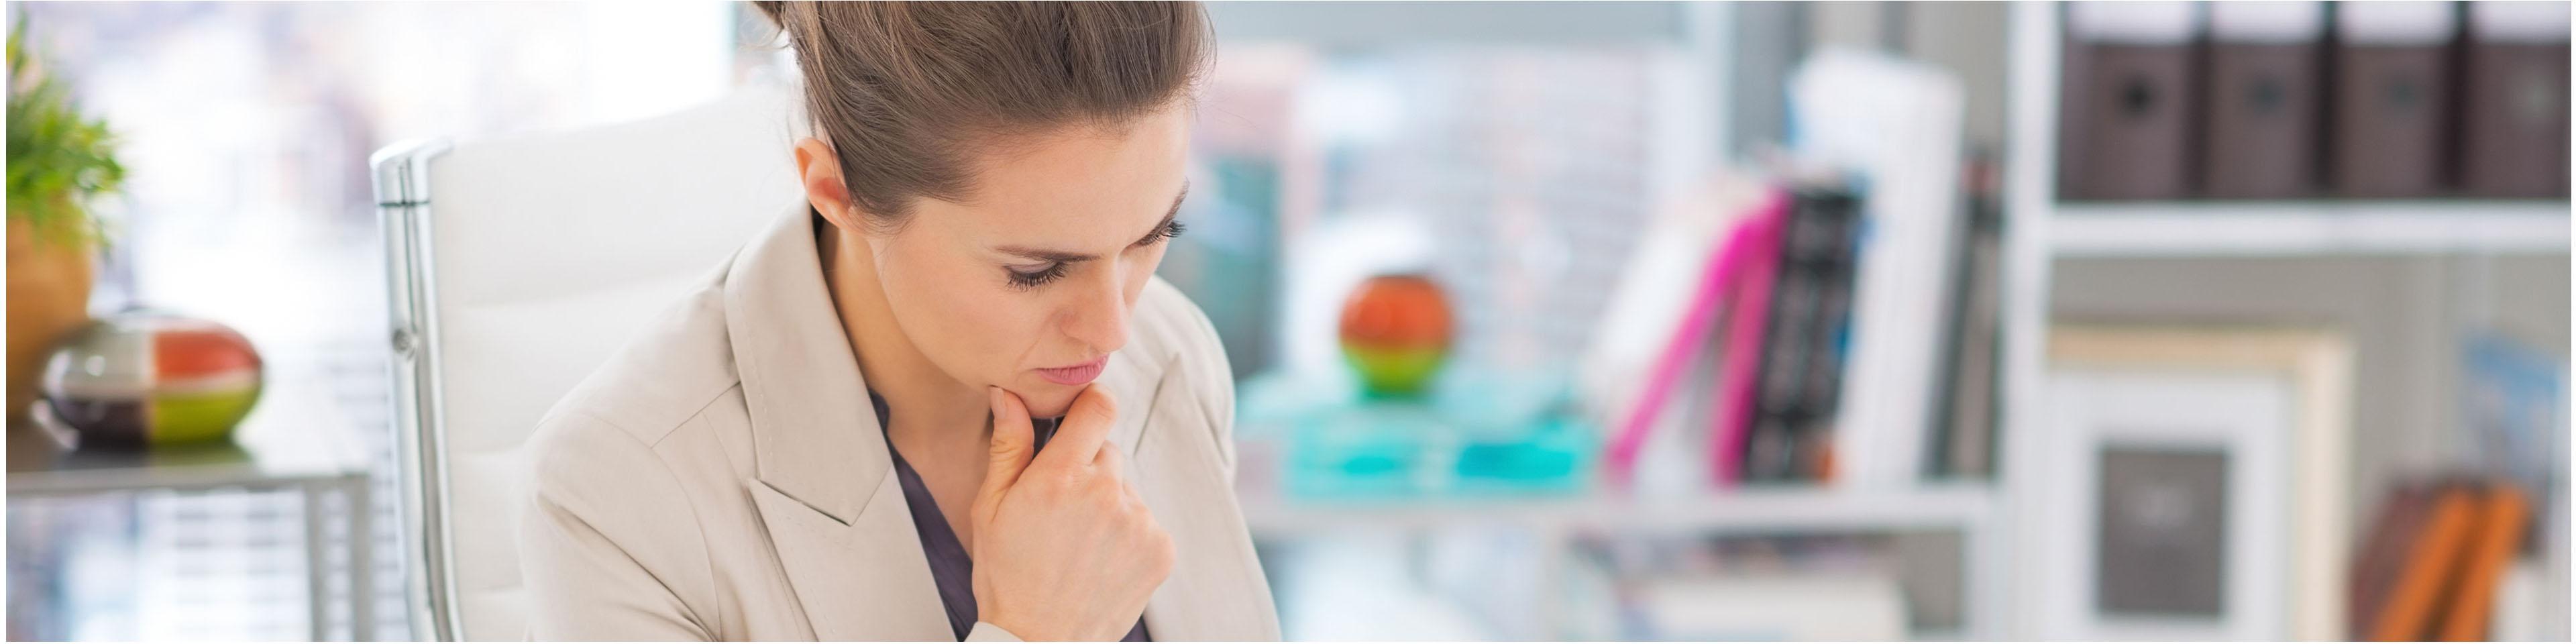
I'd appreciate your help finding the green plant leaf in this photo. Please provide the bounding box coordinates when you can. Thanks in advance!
[7,9,124,250]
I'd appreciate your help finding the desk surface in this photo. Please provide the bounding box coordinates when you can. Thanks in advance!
[7,378,372,496]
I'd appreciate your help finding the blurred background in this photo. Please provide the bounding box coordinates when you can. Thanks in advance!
[3,1,2567,641]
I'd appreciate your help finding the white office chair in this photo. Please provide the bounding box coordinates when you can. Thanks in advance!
[370,80,807,641]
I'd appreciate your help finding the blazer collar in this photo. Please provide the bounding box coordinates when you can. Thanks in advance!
[727,205,1253,640]
[724,206,887,523]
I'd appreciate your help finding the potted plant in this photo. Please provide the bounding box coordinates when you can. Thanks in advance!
[7,15,123,424]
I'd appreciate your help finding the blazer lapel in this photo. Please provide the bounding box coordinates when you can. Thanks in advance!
[748,475,957,641]
[1119,359,1283,642]
[725,207,950,641]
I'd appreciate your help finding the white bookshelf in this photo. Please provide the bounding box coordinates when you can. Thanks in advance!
[2053,201,2573,257]
[2002,3,2571,641]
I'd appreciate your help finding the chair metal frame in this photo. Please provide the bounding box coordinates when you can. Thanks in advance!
[369,138,466,641]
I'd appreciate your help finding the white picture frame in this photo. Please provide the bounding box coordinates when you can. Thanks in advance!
[2033,327,2355,641]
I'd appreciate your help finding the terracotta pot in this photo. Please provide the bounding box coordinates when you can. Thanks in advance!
[6,215,95,423]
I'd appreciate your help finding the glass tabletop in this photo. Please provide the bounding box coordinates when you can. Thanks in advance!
[7,376,373,496]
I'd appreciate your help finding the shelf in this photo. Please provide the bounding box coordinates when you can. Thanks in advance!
[2049,201,2571,258]
[1238,484,1998,536]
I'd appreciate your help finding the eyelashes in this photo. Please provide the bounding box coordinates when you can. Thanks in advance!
[1006,262,1071,290]
[1003,220,1187,291]
[1145,219,1187,245]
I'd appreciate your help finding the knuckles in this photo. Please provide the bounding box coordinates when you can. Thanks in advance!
[1140,527,1177,578]
[1089,482,1127,513]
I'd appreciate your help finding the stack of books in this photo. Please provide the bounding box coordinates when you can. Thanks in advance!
[1597,50,1995,490]
[2350,478,2536,641]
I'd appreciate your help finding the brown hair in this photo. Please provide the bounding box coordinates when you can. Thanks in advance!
[752,1,1210,229]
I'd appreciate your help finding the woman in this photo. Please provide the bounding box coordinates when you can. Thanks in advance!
[517,2,1279,641]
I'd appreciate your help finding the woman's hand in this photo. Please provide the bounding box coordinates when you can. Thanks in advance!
[969,385,1175,641]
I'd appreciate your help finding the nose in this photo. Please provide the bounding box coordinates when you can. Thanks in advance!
[1060,263,1130,356]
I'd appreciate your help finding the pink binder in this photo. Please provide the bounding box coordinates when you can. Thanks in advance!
[1710,195,1787,486]
[1603,191,1788,487]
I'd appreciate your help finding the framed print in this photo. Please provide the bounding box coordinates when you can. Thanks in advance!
[2096,445,2231,618]
[2032,327,2355,641]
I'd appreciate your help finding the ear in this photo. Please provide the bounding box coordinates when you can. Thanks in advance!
[793,137,867,231]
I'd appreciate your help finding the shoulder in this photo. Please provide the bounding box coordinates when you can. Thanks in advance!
[523,271,754,523]
[537,274,745,449]
[519,275,751,606]
[520,387,739,639]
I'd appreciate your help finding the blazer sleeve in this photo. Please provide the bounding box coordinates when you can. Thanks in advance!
[965,622,1025,642]
[519,413,719,641]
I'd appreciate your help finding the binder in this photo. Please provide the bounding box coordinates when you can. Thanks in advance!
[1718,199,1787,484]
[2350,483,2436,639]
[1930,162,2003,478]
[2059,1,2200,200]
[2366,482,2479,641]
[2202,1,2326,198]
[2461,1,2571,198]
[1602,190,1786,486]
[1788,50,1966,489]
[2330,1,2457,198]
[1739,189,1859,484]
[2436,484,2532,641]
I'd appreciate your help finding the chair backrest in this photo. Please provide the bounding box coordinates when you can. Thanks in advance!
[371,81,805,641]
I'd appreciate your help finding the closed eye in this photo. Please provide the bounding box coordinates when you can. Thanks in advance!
[1005,262,1070,290]
[1129,184,1191,250]
[1135,219,1186,248]
[996,182,1189,291]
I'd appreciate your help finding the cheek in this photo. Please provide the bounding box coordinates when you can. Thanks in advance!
[875,243,1047,382]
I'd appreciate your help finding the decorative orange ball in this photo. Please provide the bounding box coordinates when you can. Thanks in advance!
[1338,274,1454,396]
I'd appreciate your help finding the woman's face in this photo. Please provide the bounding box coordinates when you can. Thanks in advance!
[864,106,1191,417]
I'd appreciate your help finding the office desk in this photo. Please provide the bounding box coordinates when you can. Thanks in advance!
[7,386,376,641]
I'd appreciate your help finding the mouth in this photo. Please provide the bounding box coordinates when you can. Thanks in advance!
[1033,356,1110,386]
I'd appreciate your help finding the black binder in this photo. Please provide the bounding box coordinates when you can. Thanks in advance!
[2202,1,2325,199]
[1741,187,1861,483]
[2059,1,2202,200]
[2329,1,2457,198]
[2460,1,2571,198]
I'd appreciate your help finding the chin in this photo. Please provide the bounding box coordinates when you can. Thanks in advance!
[1013,385,1081,419]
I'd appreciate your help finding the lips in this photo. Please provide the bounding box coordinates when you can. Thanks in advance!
[1034,356,1110,386]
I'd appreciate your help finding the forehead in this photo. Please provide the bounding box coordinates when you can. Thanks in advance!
[913,107,1191,246]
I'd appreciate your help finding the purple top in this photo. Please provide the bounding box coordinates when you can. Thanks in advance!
[870,392,1152,642]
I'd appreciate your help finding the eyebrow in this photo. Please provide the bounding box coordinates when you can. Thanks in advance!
[994,182,1189,264]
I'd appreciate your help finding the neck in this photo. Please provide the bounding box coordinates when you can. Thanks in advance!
[815,217,991,452]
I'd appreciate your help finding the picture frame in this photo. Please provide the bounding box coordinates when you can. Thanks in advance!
[2032,326,2354,641]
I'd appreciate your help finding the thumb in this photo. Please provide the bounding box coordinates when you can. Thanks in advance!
[975,386,1035,519]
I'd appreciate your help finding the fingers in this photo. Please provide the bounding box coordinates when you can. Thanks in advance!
[1032,385,1118,472]
[1091,439,1128,479]
[1113,458,1148,509]
[1093,445,1152,525]
[975,386,1036,517]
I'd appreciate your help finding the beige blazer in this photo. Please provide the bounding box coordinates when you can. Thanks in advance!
[517,205,1282,641]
